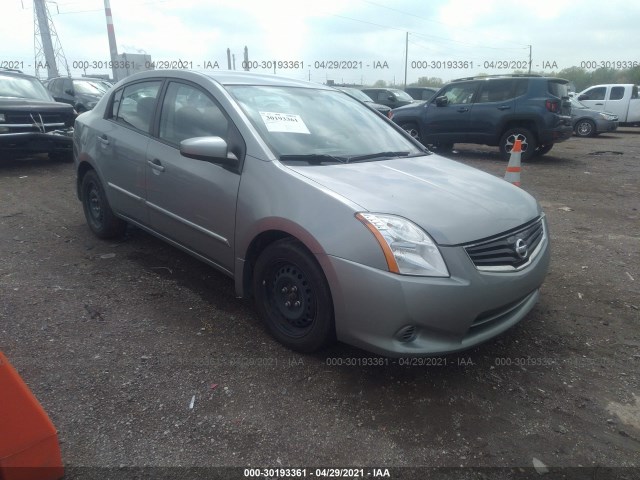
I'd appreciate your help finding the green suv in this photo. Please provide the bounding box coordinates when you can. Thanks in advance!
[391,75,573,161]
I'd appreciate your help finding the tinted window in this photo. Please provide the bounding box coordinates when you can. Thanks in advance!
[438,82,477,104]
[632,85,639,99]
[548,81,569,98]
[376,91,390,102]
[610,87,625,100]
[476,79,514,103]
[159,82,229,145]
[110,88,123,118]
[114,81,162,133]
[583,87,606,100]
[514,79,528,97]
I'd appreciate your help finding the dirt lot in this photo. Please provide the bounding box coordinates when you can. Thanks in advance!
[1,129,639,479]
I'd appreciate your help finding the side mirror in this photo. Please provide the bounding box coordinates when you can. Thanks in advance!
[435,96,449,107]
[64,88,75,96]
[577,94,589,101]
[180,136,238,167]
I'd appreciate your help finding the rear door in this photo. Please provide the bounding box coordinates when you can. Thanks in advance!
[98,80,163,224]
[145,80,242,273]
[467,79,517,144]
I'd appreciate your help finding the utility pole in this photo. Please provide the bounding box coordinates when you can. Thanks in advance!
[404,32,408,88]
[103,0,119,81]
[528,45,532,74]
[33,0,69,79]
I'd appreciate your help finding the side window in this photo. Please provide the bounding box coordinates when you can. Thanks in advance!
[610,87,625,100]
[438,82,477,104]
[514,79,528,97]
[583,87,606,100]
[476,79,514,103]
[158,82,229,146]
[50,79,61,96]
[63,78,73,95]
[114,81,162,133]
[110,88,123,119]
[632,85,639,99]
[376,91,389,102]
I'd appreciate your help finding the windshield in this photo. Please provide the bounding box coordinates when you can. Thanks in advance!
[0,74,53,101]
[390,89,414,102]
[228,85,422,161]
[339,87,373,103]
[73,80,104,95]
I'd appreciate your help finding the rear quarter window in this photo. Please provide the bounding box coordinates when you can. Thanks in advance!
[548,81,569,98]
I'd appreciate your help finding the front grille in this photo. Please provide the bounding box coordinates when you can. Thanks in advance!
[5,112,66,124]
[464,218,545,271]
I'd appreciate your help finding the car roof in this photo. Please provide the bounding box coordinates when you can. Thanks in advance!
[114,70,333,91]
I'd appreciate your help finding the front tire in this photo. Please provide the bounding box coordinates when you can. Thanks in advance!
[499,128,537,161]
[253,239,335,353]
[575,119,596,137]
[81,170,127,239]
[400,122,421,143]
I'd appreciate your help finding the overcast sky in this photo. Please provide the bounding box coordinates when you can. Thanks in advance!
[2,0,639,85]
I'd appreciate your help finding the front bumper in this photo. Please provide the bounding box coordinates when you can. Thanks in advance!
[595,119,618,134]
[0,129,73,153]
[321,219,551,356]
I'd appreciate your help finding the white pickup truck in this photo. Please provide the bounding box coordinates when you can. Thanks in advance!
[577,84,640,125]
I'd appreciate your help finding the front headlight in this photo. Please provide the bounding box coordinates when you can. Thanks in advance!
[599,112,617,120]
[356,213,449,277]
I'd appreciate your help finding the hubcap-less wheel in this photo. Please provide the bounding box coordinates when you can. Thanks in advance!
[253,239,335,352]
[576,120,595,137]
[81,170,126,239]
[87,183,103,226]
[268,263,314,336]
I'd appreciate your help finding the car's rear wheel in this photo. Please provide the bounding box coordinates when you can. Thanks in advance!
[400,122,421,143]
[575,119,596,137]
[499,128,537,161]
[81,170,126,239]
[253,239,335,353]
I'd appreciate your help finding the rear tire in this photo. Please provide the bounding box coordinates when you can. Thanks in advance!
[535,144,553,156]
[253,239,335,353]
[499,128,537,161]
[81,170,127,239]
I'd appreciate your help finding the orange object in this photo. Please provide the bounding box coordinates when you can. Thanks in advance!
[0,352,64,480]
[504,139,522,187]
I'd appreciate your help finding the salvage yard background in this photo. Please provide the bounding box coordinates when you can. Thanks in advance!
[1,129,639,470]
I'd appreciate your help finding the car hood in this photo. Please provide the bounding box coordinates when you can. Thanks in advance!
[572,107,618,118]
[287,155,540,245]
[0,97,75,113]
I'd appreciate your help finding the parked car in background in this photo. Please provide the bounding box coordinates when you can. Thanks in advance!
[73,70,550,357]
[577,84,640,125]
[0,68,75,160]
[361,87,415,108]
[335,86,392,118]
[405,86,438,102]
[570,96,618,137]
[392,75,573,160]
[47,77,107,112]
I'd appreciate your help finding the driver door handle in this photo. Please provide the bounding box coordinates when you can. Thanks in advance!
[148,159,165,172]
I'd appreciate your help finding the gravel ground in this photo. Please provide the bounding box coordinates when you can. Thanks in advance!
[1,128,639,479]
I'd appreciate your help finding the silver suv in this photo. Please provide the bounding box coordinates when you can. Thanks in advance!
[74,70,550,356]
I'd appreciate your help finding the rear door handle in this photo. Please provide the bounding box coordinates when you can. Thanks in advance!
[498,105,511,110]
[595,103,604,105]
[147,159,165,172]
[98,135,109,145]
[457,107,469,113]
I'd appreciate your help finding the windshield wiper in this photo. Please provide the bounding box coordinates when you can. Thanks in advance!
[346,151,412,162]
[279,154,348,164]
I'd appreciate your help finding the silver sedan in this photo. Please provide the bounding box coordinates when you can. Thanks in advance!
[73,70,550,356]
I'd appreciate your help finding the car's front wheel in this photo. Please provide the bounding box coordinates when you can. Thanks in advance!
[575,119,596,137]
[499,128,537,161]
[253,239,335,353]
[400,122,421,143]
[81,170,127,239]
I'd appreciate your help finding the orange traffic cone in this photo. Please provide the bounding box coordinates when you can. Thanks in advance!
[504,139,522,187]
[0,352,64,480]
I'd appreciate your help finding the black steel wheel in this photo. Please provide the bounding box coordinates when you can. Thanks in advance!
[575,119,596,137]
[253,239,335,352]
[499,128,537,161]
[81,170,126,239]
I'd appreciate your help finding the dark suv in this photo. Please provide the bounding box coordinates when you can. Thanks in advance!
[47,77,107,113]
[392,75,573,160]
[0,69,76,159]
[361,88,415,108]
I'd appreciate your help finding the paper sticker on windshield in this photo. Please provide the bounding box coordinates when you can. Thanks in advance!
[259,112,310,134]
